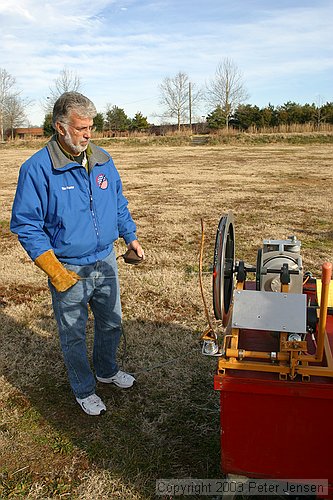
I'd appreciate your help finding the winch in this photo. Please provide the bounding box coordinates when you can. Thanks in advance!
[200,211,333,498]
[201,211,333,382]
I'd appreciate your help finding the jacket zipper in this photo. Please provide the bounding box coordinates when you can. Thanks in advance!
[76,167,101,249]
[85,170,100,247]
[90,193,100,242]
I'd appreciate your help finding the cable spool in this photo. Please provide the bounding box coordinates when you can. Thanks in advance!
[213,212,235,325]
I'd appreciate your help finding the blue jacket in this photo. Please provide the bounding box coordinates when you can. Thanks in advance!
[10,136,137,265]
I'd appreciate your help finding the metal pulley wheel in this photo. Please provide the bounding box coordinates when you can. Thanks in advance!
[213,212,235,325]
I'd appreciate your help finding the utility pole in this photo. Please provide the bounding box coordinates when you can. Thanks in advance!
[189,82,192,133]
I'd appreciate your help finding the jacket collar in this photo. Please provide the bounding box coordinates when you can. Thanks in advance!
[46,135,110,170]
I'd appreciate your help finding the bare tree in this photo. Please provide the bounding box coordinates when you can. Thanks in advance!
[6,94,31,139]
[206,58,249,130]
[159,71,201,131]
[0,68,19,141]
[313,94,325,129]
[42,67,82,114]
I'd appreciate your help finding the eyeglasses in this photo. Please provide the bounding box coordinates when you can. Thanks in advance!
[62,122,96,134]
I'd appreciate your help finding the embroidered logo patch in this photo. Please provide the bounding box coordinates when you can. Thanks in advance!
[96,173,108,190]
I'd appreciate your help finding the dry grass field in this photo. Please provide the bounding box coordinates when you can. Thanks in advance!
[1,139,333,498]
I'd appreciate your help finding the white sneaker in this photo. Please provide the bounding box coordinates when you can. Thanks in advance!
[96,370,135,388]
[76,393,106,415]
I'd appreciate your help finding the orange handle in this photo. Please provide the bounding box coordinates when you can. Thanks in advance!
[315,262,333,362]
[322,262,333,285]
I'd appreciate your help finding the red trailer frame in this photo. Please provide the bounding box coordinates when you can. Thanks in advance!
[214,312,333,498]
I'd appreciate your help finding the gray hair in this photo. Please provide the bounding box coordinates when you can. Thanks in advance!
[52,92,97,127]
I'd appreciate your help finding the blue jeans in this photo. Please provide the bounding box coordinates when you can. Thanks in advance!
[49,249,122,399]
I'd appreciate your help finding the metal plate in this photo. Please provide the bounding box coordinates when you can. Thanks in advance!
[232,290,307,333]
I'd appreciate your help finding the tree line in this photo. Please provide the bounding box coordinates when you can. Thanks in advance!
[44,100,333,136]
[207,101,333,131]
[1,63,332,140]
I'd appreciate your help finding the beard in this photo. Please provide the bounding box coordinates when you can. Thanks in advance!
[63,130,88,155]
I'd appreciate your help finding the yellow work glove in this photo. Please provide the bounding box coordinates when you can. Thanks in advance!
[35,249,80,292]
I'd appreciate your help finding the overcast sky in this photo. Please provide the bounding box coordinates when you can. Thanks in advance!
[0,0,332,126]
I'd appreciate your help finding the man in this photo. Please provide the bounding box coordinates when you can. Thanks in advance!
[11,92,144,416]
